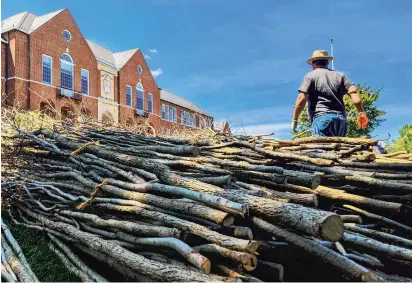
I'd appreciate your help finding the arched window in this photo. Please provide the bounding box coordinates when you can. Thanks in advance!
[60,53,74,97]
[136,83,144,112]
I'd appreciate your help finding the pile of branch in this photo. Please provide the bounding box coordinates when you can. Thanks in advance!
[1,114,412,282]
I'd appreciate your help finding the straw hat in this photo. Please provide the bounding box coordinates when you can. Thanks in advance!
[307,50,333,65]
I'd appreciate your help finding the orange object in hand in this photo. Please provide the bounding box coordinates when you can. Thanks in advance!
[357,112,369,129]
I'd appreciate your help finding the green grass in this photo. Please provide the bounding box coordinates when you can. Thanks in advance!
[2,216,80,282]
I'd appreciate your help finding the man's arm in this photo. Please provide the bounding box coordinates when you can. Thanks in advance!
[292,91,308,132]
[347,85,365,113]
[347,85,369,129]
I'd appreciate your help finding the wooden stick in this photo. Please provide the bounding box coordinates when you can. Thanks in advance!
[340,215,363,224]
[1,235,35,282]
[193,244,257,271]
[341,231,412,262]
[1,264,17,283]
[48,233,108,282]
[1,218,39,281]
[313,186,403,213]
[95,203,259,253]
[344,223,412,249]
[343,205,412,233]
[251,217,381,282]
[19,208,230,282]
[47,242,93,282]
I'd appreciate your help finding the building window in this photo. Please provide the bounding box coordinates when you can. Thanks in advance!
[191,114,196,127]
[81,69,89,95]
[136,83,144,111]
[148,93,153,113]
[137,65,143,74]
[60,53,74,97]
[161,104,166,119]
[180,111,195,127]
[63,30,72,41]
[199,117,206,129]
[126,85,132,107]
[161,103,176,122]
[207,118,212,127]
[42,55,52,85]
[169,107,173,122]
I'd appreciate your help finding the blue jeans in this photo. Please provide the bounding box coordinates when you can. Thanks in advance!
[312,113,348,137]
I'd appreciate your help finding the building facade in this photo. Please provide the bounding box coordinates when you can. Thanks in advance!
[1,8,213,135]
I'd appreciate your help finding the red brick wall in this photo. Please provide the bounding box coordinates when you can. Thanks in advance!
[6,31,30,109]
[1,42,6,105]
[2,8,213,131]
[159,99,213,134]
[118,49,160,130]
[28,8,98,117]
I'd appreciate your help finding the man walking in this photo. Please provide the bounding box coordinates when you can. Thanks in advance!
[292,50,369,137]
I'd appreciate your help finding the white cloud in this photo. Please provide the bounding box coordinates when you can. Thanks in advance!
[151,68,163,77]
[149,49,158,54]
[144,54,152,60]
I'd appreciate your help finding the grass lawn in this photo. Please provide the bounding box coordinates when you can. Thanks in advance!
[2,216,80,282]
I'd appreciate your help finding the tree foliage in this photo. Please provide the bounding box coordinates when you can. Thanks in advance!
[386,124,412,153]
[296,85,386,138]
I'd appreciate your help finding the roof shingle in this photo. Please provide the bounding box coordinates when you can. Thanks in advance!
[1,9,64,34]
[160,88,209,115]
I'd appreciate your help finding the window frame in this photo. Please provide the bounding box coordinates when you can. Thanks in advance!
[161,104,166,120]
[81,68,89,95]
[62,30,72,42]
[42,54,53,85]
[126,85,133,107]
[136,83,144,110]
[60,53,74,97]
[148,93,153,113]
[165,105,169,120]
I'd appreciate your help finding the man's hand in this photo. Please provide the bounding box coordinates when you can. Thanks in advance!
[292,119,298,132]
[357,112,369,129]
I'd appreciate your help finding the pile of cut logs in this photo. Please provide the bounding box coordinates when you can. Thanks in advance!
[1,123,412,282]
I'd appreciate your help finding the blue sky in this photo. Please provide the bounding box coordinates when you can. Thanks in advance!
[2,0,412,140]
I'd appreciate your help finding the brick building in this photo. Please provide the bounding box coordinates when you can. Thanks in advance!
[1,8,213,135]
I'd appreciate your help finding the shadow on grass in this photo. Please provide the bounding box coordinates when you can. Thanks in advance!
[2,216,80,282]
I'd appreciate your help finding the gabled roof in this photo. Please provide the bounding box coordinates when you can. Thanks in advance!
[113,48,139,69]
[2,9,141,71]
[87,40,139,70]
[1,9,64,34]
[160,88,209,115]
[86,40,117,69]
[29,9,64,33]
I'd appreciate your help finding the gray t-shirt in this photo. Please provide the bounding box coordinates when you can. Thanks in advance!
[298,68,353,120]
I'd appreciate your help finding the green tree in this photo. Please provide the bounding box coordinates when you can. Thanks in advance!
[295,85,386,138]
[386,124,412,153]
